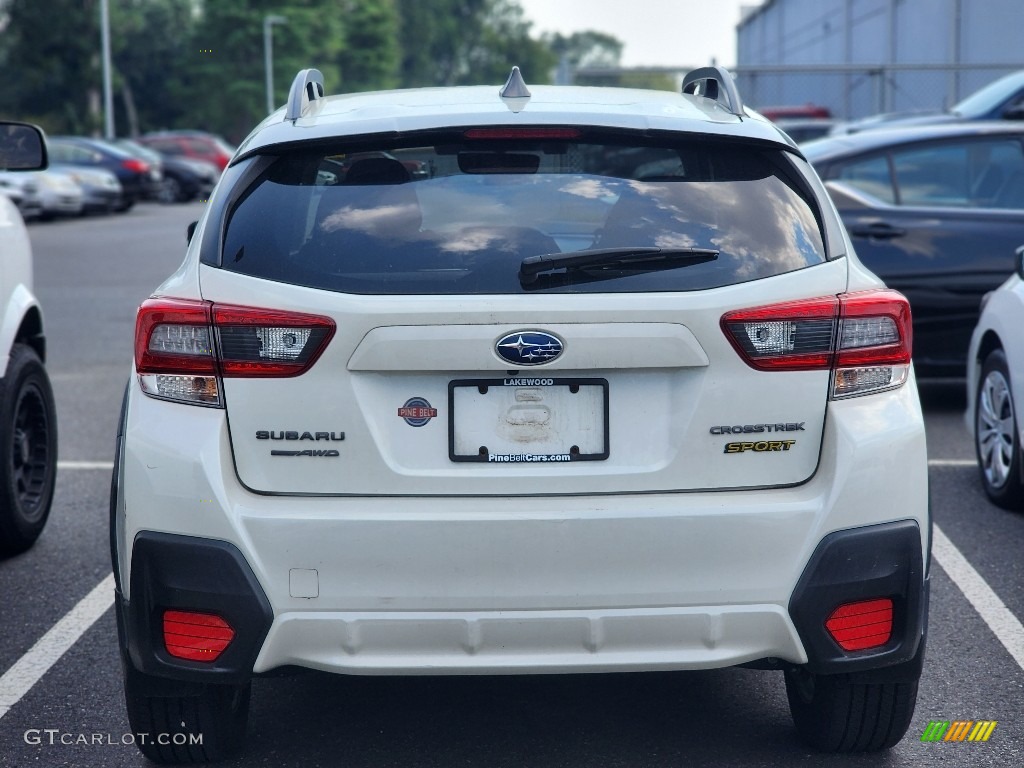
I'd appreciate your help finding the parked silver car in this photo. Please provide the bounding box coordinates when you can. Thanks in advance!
[33,168,84,219]
[50,163,122,213]
[0,170,43,220]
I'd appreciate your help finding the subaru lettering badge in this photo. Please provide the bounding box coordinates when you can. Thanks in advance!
[495,331,563,366]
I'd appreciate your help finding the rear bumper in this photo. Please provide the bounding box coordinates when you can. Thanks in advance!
[789,520,928,676]
[118,524,926,680]
[81,189,121,212]
[118,532,272,685]
[115,374,929,679]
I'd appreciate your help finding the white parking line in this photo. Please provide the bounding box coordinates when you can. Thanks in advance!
[57,461,114,471]
[928,458,976,467]
[932,524,1024,671]
[0,574,115,720]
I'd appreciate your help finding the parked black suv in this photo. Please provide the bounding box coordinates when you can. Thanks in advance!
[836,69,1024,134]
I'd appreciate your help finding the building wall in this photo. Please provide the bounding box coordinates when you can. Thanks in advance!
[736,0,1024,118]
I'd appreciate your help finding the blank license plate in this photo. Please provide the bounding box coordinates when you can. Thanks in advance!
[448,378,609,463]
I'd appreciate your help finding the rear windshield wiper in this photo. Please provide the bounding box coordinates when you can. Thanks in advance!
[519,246,719,284]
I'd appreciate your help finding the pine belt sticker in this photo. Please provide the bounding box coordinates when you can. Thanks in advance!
[398,397,437,427]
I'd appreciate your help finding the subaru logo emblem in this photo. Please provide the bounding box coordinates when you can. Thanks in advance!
[495,331,563,366]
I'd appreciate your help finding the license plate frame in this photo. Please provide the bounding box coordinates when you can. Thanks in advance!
[448,377,609,463]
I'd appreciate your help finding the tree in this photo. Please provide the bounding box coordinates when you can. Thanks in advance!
[395,0,488,87]
[0,0,636,140]
[0,0,102,134]
[545,30,623,71]
[181,0,346,143]
[614,70,678,92]
[111,0,197,136]
[541,30,673,91]
[464,0,556,86]
[394,0,554,87]
[337,0,400,92]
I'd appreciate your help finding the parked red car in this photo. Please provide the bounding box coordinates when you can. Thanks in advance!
[136,131,236,171]
[758,104,832,121]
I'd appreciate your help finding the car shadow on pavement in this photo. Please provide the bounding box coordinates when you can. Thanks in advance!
[917,380,967,412]
[231,668,895,768]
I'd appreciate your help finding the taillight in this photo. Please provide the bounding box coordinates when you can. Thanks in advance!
[833,291,912,398]
[163,610,234,662]
[721,289,912,398]
[135,298,335,406]
[213,305,335,377]
[122,158,149,174]
[824,598,893,651]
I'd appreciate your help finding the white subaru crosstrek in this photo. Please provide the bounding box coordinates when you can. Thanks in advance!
[0,121,58,556]
[112,67,930,762]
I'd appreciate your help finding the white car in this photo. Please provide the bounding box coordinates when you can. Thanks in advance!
[112,67,930,762]
[33,168,84,219]
[0,122,58,555]
[966,247,1024,507]
[0,170,43,220]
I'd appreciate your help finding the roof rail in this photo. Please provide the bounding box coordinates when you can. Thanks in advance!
[285,69,325,122]
[681,66,744,116]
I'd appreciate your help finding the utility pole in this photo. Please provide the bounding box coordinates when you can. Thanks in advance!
[264,15,287,115]
[101,0,114,138]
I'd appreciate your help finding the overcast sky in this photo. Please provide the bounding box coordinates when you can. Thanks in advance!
[516,0,753,69]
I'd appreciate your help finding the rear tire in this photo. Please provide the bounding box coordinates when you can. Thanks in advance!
[785,667,918,751]
[158,177,183,204]
[0,344,57,556]
[123,661,250,764]
[975,349,1024,509]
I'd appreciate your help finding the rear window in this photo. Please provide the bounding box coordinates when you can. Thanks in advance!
[220,133,826,294]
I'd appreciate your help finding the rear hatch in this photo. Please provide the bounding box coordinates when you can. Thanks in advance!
[197,130,851,495]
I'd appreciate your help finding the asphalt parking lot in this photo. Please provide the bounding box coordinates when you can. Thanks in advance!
[1,203,1023,766]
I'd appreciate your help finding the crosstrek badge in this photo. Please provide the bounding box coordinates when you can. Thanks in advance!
[399,397,437,426]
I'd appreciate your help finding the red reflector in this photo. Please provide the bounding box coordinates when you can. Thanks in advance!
[122,158,149,173]
[463,127,581,140]
[163,610,235,662]
[825,598,893,651]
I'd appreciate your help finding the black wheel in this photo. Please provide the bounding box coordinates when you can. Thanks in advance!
[785,667,918,752]
[0,344,57,556]
[975,349,1024,509]
[158,177,183,204]
[123,661,250,764]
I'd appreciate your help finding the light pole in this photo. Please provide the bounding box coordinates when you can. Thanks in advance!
[264,15,287,115]
[100,0,114,138]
